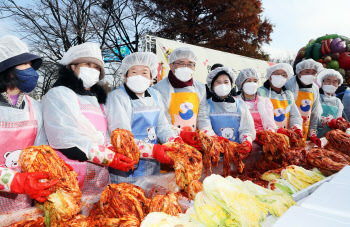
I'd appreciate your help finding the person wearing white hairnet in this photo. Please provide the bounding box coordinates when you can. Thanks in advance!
[153,47,213,151]
[316,69,347,137]
[106,52,182,184]
[257,63,303,139]
[285,59,323,147]
[0,35,58,213]
[42,43,134,195]
[205,66,256,153]
[235,68,277,133]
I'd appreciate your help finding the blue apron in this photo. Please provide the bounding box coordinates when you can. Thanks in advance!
[208,98,241,142]
[317,94,339,137]
[110,87,161,184]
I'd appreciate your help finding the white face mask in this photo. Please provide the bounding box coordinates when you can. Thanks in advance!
[174,67,194,82]
[243,82,258,95]
[126,75,150,93]
[214,84,231,97]
[322,84,337,94]
[271,75,287,88]
[300,75,316,85]
[79,67,100,88]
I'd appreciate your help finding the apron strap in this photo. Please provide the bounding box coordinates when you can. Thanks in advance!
[147,87,160,106]
[119,86,136,107]
[236,99,240,114]
[254,95,259,110]
[25,95,35,121]
[207,98,215,113]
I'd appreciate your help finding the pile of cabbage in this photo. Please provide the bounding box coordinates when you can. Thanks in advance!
[140,212,206,227]
[186,174,295,227]
[262,165,325,195]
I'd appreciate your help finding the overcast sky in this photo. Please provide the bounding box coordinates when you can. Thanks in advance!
[261,0,350,59]
[1,0,350,60]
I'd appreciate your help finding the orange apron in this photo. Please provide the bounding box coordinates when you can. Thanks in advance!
[168,87,199,132]
[295,91,314,139]
[269,93,290,130]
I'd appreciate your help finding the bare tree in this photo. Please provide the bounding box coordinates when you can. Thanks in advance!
[0,0,150,95]
[269,53,296,65]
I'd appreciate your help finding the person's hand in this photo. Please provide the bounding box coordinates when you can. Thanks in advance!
[238,141,252,159]
[328,117,346,129]
[180,131,202,151]
[293,128,303,138]
[309,135,322,147]
[216,136,229,143]
[328,119,337,129]
[152,145,174,165]
[255,131,265,145]
[173,137,184,143]
[109,153,135,172]
[11,172,59,203]
[277,128,289,136]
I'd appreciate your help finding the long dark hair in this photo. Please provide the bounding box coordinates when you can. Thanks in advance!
[0,67,20,93]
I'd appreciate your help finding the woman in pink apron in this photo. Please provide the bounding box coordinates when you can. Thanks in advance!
[235,68,277,133]
[0,35,58,214]
[42,43,134,195]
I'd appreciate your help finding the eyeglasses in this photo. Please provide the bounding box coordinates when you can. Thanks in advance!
[173,62,196,68]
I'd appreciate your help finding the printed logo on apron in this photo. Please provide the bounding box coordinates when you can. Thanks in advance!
[270,99,290,129]
[168,87,200,132]
[208,99,241,142]
[317,95,339,137]
[295,90,314,139]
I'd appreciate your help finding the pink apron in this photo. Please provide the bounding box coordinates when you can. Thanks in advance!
[247,96,264,132]
[56,98,110,195]
[0,96,37,213]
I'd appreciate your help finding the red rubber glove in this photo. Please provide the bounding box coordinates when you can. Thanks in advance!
[216,136,229,143]
[239,141,252,158]
[277,128,289,136]
[255,131,265,145]
[10,172,59,203]
[309,135,322,147]
[293,128,304,138]
[173,137,184,143]
[328,119,337,129]
[152,145,174,165]
[109,153,135,172]
[180,131,202,151]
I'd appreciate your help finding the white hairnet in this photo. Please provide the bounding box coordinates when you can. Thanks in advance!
[59,42,105,79]
[0,35,29,62]
[206,66,236,91]
[265,63,294,80]
[236,68,259,89]
[168,47,198,64]
[317,69,343,86]
[120,52,159,79]
[296,59,323,75]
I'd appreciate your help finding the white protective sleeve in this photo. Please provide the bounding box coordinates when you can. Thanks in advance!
[42,86,101,157]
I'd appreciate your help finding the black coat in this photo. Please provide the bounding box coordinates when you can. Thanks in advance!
[53,65,107,104]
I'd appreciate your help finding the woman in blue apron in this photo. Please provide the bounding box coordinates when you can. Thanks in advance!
[106,52,181,184]
[316,69,347,137]
[204,66,256,153]
[43,43,134,195]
